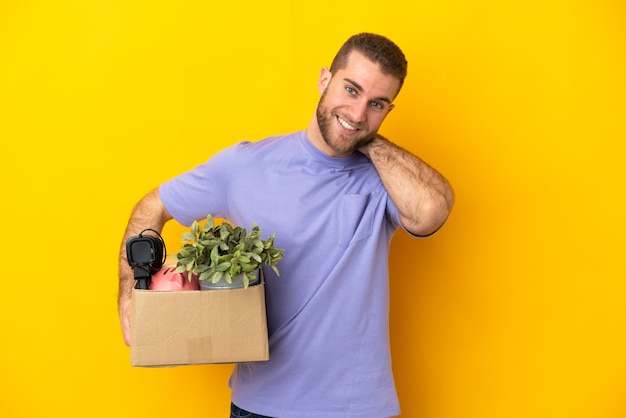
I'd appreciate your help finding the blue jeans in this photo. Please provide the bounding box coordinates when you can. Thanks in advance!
[230,402,273,418]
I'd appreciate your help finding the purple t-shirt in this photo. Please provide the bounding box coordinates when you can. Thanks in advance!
[159,130,402,417]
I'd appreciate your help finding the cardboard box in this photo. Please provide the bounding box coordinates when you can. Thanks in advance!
[130,276,269,367]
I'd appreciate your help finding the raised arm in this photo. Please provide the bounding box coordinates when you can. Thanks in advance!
[118,188,173,346]
[359,134,454,236]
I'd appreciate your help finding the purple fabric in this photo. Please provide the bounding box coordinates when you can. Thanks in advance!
[159,131,402,417]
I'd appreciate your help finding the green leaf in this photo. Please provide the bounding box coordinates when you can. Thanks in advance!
[210,245,220,263]
[230,263,240,276]
[211,271,223,283]
[215,262,231,272]
[245,271,256,284]
[219,254,234,263]
[182,232,196,242]
[243,263,257,272]
[195,264,210,273]
[177,248,191,258]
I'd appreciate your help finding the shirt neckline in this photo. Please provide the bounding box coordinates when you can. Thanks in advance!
[299,130,364,169]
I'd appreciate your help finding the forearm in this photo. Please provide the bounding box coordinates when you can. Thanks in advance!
[360,134,454,236]
[118,188,172,304]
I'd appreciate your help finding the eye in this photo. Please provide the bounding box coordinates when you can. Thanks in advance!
[370,101,383,110]
[345,86,357,95]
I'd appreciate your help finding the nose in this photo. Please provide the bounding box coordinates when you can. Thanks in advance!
[347,99,368,124]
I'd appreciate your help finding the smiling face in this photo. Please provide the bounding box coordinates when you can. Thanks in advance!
[311,51,401,157]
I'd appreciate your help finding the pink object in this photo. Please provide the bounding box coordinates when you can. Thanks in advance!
[148,266,200,291]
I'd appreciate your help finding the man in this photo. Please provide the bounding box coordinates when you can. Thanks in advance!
[119,33,454,417]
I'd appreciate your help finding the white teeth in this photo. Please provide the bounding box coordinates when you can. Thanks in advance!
[338,116,357,131]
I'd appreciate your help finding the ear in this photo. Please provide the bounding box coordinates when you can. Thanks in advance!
[317,67,332,94]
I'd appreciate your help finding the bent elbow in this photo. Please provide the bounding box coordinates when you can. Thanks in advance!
[405,192,454,237]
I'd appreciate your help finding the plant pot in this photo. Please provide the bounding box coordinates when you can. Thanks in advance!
[198,270,260,290]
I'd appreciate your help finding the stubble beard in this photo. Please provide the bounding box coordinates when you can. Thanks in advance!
[316,93,375,155]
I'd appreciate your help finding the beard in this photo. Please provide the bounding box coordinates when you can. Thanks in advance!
[316,92,375,155]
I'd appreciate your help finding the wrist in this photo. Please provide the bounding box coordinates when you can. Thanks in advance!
[359,134,383,157]
[363,134,391,159]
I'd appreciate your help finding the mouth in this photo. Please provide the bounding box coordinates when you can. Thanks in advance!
[337,115,358,132]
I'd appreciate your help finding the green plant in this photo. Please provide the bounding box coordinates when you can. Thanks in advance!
[175,214,284,288]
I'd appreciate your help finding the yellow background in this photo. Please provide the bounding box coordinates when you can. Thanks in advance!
[1,1,624,417]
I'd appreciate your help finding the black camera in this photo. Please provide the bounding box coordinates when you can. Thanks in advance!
[126,230,166,289]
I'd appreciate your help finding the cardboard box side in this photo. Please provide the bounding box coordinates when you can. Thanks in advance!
[130,282,268,367]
